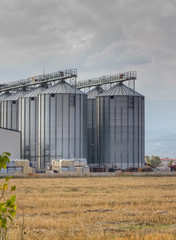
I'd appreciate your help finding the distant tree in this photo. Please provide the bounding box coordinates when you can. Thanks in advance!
[145,155,150,164]
[150,155,161,167]
[168,160,174,166]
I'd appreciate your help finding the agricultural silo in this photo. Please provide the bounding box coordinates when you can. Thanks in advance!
[87,87,103,165]
[97,82,144,169]
[19,86,46,163]
[38,80,87,169]
[0,90,27,130]
[0,92,11,127]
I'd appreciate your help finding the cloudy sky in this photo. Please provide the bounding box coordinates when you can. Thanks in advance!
[0,0,176,135]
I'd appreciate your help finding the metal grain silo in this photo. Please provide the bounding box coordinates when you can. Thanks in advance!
[97,83,144,169]
[38,80,87,169]
[1,90,27,130]
[19,87,46,163]
[87,87,103,165]
[0,92,11,127]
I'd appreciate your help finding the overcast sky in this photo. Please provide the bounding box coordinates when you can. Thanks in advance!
[0,0,176,132]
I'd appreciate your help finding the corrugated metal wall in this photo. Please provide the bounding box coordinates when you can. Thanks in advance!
[87,99,97,164]
[19,87,46,163]
[0,91,26,130]
[38,81,87,169]
[0,93,9,127]
[87,87,103,165]
[97,85,145,169]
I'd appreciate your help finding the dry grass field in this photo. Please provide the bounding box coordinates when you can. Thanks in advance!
[6,176,176,240]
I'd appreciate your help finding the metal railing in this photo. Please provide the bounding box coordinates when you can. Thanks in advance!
[0,69,77,92]
[75,71,137,89]
[0,70,136,92]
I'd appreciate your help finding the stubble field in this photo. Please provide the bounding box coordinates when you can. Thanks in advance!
[7,176,176,239]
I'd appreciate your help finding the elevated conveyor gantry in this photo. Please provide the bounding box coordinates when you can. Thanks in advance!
[0,69,77,93]
[76,71,137,92]
[0,70,136,93]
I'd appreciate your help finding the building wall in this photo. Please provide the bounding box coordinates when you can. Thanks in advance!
[0,128,21,159]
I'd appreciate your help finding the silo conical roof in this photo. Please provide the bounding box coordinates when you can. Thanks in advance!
[4,90,28,101]
[22,86,47,98]
[87,87,104,99]
[98,83,143,97]
[0,93,11,102]
[41,80,85,95]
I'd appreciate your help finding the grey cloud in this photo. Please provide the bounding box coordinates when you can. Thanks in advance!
[0,0,175,104]
[1,0,176,140]
[84,40,151,71]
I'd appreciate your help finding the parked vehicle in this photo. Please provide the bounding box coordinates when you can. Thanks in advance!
[169,161,176,171]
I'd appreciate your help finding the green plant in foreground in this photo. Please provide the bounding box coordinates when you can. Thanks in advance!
[0,152,16,240]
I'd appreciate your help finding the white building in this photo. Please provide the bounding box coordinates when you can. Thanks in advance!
[0,127,21,159]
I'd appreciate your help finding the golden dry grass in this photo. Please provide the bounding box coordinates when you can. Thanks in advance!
[6,176,176,239]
